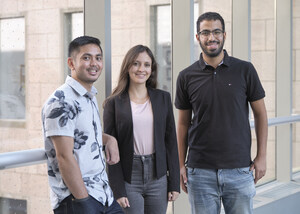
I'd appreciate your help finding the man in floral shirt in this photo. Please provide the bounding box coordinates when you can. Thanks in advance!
[42,36,123,214]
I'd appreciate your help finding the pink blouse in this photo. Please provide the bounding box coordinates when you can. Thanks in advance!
[130,99,154,155]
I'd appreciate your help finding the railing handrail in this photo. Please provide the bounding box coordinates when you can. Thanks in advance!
[0,148,47,170]
[0,115,300,170]
[250,114,300,128]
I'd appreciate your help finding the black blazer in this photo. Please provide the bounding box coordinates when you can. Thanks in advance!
[103,87,180,199]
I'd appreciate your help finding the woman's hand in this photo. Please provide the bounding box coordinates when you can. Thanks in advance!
[117,197,130,208]
[168,191,179,201]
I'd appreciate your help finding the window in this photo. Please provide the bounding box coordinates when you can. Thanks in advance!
[63,12,84,77]
[0,197,27,214]
[0,17,25,120]
[194,2,200,61]
[151,5,172,93]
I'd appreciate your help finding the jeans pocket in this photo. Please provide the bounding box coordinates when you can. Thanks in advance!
[236,167,252,175]
[187,167,195,175]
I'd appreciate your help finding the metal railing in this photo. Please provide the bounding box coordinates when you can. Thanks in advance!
[0,115,300,170]
[249,114,300,128]
[0,148,46,170]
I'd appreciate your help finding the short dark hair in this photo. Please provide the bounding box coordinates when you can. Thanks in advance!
[196,12,225,33]
[68,36,102,57]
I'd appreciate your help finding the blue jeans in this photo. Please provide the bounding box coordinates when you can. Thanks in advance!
[53,195,124,214]
[187,167,256,214]
[124,154,168,214]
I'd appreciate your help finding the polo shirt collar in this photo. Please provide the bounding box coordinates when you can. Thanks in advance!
[198,49,230,70]
[65,75,98,98]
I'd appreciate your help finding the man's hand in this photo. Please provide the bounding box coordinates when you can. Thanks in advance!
[117,197,130,208]
[250,156,266,184]
[180,166,188,193]
[168,191,179,201]
[103,133,120,165]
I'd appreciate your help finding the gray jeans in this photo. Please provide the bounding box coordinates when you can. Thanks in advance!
[124,154,168,214]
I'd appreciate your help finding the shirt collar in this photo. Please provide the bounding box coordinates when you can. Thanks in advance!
[65,76,98,98]
[198,49,230,70]
[204,60,224,66]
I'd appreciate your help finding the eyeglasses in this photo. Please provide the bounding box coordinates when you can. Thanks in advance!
[197,29,224,38]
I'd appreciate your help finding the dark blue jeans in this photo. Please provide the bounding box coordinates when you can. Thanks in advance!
[53,195,124,214]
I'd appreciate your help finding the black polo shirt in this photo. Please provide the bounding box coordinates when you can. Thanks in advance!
[175,50,265,169]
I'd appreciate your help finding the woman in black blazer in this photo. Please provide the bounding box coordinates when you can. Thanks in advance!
[103,45,180,214]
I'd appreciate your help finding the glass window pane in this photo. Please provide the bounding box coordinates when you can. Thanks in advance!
[63,12,84,78]
[0,17,25,119]
[194,2,200,61]
[71,13,84,39]
[154,5,171,93]
[251,0,276,183]
[0,197,27,214]
[293,0,300,173]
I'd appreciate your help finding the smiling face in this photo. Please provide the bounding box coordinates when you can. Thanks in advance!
[128,51,152,87]
[68,44,103,91]
[196,19,226,58]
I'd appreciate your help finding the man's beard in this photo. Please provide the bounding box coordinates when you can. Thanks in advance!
[200,40,224,57]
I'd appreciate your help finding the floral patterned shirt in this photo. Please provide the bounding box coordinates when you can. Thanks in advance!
[42,76,113,209]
